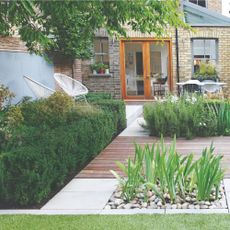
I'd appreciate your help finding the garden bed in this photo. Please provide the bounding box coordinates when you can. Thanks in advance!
[106,137,227,211]
[105,183,227,210]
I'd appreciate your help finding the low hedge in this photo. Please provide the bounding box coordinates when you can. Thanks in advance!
[92,100,126,134]
[144,96,218,138]
[0,92,125,207]
[86,92,126,134]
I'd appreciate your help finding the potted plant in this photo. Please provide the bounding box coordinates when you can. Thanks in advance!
[97,63,107,74]
[90,64,99,74]
[104,64,110,74]
[193,62,219,82]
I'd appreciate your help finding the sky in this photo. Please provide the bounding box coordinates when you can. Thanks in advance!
[222,0,230,16]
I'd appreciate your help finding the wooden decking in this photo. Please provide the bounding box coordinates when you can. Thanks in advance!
[76,136,230,179]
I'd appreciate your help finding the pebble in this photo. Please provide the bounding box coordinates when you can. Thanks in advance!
[131,204,140,209]
[177,203,182,209]
[172,204,177,209]
[117,204,125,209]
[157,201,162,207]
[130,200,138,204]
[194,205,200,209]
[142,202,148,208]
[124,203,132,209]
[188,204,195,209]
[114,199,123,206]
[148,203,158,209]
[204,201,210,206]
[200,205,208,209]
[104,205,111,210]
[185,196,191,202]
[149,195,156,201]
[164,193,170,199]
[114,192,122,198]
[166,203,172,209]
[147,191,153,198]
[137,193,144,199]
[181,202,189,209]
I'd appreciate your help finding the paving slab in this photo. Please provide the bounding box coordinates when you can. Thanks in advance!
[223,179,230,192]
[42,179,117,210]
[61,179,117,192]
[126,105,143,126]
[120,117,149,137]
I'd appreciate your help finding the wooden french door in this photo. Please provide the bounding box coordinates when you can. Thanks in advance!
[120,39,172,99]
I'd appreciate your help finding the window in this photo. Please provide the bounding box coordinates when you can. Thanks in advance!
[93,37,109,65]
[192,39,217,73]
[189,0,207,8]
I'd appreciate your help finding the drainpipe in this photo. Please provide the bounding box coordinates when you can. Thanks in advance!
[175,28,180,83]
[175,28,180,94]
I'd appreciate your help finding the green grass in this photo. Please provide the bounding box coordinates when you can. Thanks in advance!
[0,214,230,230]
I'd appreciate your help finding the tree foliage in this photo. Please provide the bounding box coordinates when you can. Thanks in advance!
[0,0,187,59]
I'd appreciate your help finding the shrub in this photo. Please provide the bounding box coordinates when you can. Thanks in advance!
[86,92,112,102]
[91,99,126,134]
[143,95,217,138]
[0,92,125,207]
[0,85,15,110]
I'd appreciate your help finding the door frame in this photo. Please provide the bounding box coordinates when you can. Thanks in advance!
[120,38,173,100]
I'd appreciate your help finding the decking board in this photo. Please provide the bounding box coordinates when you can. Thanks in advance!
[76,136,230,179]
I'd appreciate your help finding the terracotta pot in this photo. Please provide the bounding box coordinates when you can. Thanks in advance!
[99,68,105,74]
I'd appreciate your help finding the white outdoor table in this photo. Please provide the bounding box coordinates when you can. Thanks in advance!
[176,80,226,94]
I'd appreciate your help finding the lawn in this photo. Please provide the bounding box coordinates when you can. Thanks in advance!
[0,214,230,230]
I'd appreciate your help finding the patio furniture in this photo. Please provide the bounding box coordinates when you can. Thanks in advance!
[152,76,168,96]
[23,75,55,98]
[177,80,204,95]
[177,79,226,95]
[54,73,88,101]
[202,80,226,93]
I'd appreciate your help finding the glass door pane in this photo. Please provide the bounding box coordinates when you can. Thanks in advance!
[125,43,144,96]
[150,42,169,97]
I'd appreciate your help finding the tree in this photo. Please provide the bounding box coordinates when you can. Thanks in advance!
[0,0,188,59]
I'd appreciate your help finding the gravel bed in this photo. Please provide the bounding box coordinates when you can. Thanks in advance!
[104,184,227,210]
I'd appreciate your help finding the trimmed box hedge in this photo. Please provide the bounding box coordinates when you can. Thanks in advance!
[0,92,126,207]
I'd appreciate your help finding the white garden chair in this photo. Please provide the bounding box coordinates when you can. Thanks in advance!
[202,80,222,93]
[54,73,88,101]
[23,75,55,98]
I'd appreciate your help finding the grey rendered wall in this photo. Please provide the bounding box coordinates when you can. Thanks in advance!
[0,51,54,104]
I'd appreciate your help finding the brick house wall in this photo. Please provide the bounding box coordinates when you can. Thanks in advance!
[208,0,222,13]
[81,37,121,99]
[0,36,27,52]
[176,27,230,96]
[85,26,230,98]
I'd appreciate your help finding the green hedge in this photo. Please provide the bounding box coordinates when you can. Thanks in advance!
[0,92,125,207]
[92,100,126,134]
[86,92,112,102]
[144,96,218,138]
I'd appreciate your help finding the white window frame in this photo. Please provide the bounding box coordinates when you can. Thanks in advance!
[191,38,218,74]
